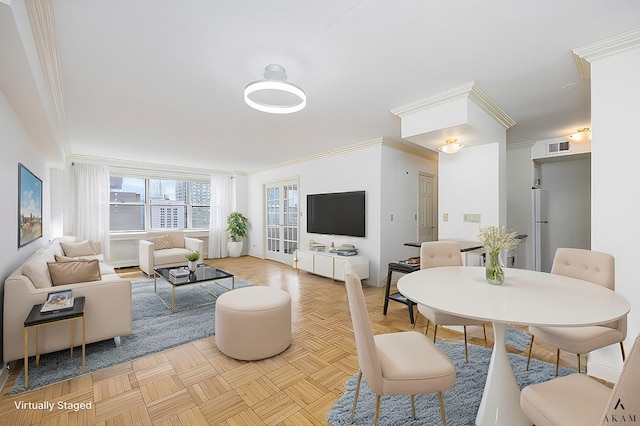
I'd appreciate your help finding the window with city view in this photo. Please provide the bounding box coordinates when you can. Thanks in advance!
[110,175,210,232]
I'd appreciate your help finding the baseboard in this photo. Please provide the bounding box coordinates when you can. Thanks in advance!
[587,361,622,383]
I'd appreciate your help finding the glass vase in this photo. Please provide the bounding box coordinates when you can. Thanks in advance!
[485,251,504,285]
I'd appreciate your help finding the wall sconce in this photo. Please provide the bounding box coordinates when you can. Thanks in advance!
[564,127,591,143]
[439,138,464,154]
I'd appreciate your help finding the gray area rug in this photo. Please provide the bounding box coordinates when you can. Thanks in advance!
[505,325,533,351]
[327,340,572,426]
[11,276,250,394]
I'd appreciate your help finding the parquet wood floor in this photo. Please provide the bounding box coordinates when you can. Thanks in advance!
[1,256,577,425]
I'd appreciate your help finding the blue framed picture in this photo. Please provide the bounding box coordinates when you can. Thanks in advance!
[18,163,43,248]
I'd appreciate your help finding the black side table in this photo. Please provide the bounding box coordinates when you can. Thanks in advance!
[23,296,86,390]
[383,262,420,324]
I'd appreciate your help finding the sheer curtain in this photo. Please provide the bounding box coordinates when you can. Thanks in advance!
[209,175,233,258]
[71,163,110,259]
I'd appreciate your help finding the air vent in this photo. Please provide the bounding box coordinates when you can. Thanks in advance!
[547,141,570,154]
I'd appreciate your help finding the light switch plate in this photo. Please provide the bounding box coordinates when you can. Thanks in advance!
[464,213,481,223]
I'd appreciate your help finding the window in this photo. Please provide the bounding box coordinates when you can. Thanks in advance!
[109,174,210,232]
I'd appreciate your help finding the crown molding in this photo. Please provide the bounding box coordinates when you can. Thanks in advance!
[573,28,640,78]
[381,138,439,162]
[24,0,70,153]
[249,138,384,174]
[507,140,536,151]
[249,137,438,175]
[66,154,237,177]
[390,81,516,129]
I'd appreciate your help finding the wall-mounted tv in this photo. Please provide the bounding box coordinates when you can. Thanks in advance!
[307,190,365,237]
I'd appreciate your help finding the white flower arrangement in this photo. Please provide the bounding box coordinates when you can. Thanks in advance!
[478,225,518,254]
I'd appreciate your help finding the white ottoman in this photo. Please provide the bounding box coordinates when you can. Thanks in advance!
[215,286,292,361]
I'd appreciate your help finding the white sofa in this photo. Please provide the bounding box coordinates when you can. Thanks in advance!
[139,231,204,275]
[3,237,132,363]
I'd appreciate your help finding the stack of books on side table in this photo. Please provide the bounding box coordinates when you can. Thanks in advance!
[40,289,74,314]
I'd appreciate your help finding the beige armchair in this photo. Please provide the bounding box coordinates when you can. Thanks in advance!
[520,333,640,426]
[416,241,488,363]
[139,230,204,275]
[343,262,456,426]
[526,248,626,375]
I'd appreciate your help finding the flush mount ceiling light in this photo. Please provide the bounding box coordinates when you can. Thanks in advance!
[439,138,464,154]
[244,64,306,114]
[564,127,591,143]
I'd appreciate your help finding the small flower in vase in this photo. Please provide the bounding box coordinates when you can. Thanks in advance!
[478,226,518,285]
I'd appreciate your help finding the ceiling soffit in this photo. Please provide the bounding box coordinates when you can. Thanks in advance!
[390,82,516,151]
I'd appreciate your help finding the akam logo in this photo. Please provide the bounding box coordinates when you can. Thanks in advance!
[603,399,638,423]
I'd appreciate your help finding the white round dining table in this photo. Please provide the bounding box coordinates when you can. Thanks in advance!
[397,266,630,426]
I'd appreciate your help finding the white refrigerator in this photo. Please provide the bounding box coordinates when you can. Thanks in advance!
[532,188,548,272]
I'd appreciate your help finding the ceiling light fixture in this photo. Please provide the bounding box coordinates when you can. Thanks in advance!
[564,127,591,143]
[244,64,306,114]
[439,138,464,154]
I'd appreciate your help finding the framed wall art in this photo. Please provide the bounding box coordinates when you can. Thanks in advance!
[18,163,43,248]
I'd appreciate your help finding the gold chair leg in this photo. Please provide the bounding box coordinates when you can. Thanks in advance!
[438,391,447,426]
[577,354,581,374]
[463,326,469,363]
[482,324,488,347]
[411,394,416,420]
[350,370,362,424]
[621,342,626,362]
[555,348,560,376]
[526,335,535,371]
[374,395,381,426]
[433,324,438,343]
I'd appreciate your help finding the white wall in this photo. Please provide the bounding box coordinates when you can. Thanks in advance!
[439,143,504,240]
[0,88,50,363]
[379,144,438,281]
[588,47,640,381]
[246,140,436,286]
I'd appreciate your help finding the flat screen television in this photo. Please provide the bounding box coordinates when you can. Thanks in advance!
[307,190,365,237]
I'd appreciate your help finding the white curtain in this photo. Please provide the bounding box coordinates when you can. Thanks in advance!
[71,163,110,259]
[209,175,233,258]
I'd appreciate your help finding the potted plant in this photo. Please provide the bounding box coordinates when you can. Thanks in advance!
[226,212,248,257]
[185,250,200,272]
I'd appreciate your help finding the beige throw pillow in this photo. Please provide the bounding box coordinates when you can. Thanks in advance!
[147,234,172,250]
[55,254,79,262]
[47,259,102,286]
[60,240,97,258]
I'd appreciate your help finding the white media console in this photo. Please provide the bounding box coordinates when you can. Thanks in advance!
[294,249,369,281]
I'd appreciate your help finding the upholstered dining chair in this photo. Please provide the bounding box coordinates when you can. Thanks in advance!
[416,241,488,363]
[526,248,626,375]
[343,262,456,426]
[520,333,640,426]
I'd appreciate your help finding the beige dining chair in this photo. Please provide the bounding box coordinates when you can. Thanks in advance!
[520,333,640,426]
[526,248,626,375]
[343,262,456,426]
[416,241,488,363]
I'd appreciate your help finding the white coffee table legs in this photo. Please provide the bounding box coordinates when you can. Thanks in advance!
[476,322,531,426]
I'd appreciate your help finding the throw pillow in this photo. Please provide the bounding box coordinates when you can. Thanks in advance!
[47,259,102,286]
[55,254,79,262]
[60,240,97,258]
[147,234,172,250]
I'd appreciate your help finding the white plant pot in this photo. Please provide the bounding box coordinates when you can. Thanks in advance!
[228,241,243,258]
[188,260,197,272]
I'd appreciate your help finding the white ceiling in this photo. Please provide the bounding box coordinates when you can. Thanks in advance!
[4,1,640,173]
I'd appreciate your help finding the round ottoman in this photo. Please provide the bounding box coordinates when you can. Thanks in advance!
[215,286,292,361]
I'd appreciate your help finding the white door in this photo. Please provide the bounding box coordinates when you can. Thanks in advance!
[265,180,299,264]
[418,173,436,242]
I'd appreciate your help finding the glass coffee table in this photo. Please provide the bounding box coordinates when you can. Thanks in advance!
[154,265,235,313]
